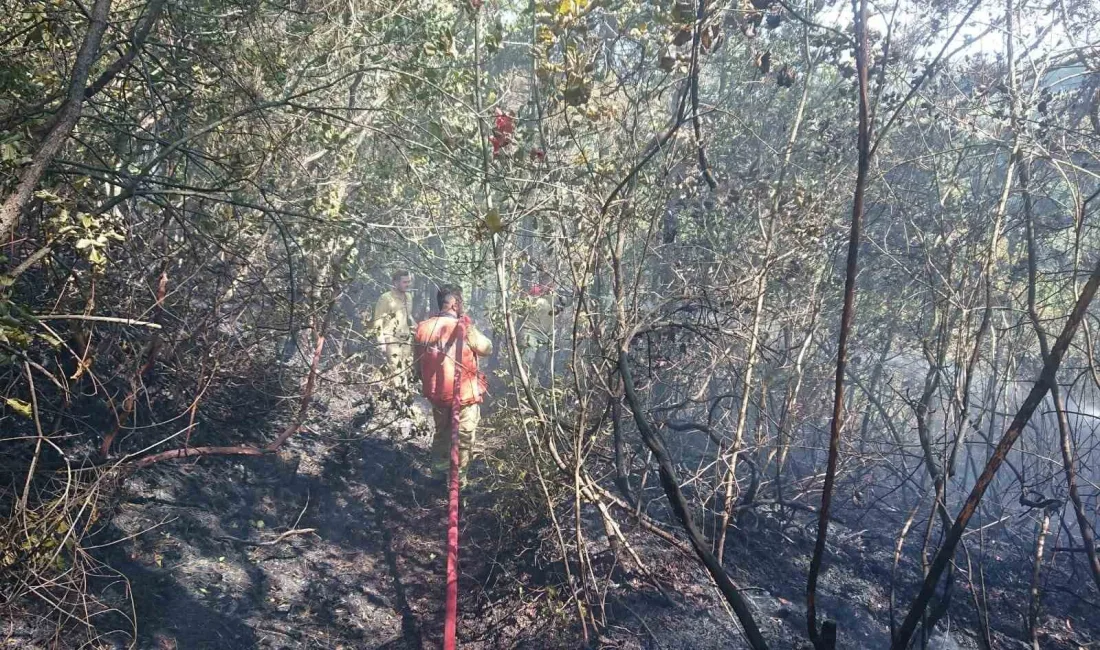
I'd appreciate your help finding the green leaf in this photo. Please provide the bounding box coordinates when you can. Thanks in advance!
[5,397,32,418]
[483,207,505,234]
[33,189,61,204]
[37,332,63,348]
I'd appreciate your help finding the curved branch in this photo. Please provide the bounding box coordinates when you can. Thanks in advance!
[85,0,166,99]
[806,0,870,644]
[619,348,769,650]
[890,255,1100,650]
[0,0,113,243]
[869,0,983,157]
[132,445,271,468]
[688,0,716,189]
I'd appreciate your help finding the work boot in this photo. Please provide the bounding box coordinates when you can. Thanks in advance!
[423,472,446,493]
[430,467,468,492]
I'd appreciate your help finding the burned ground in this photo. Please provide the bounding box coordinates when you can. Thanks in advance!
[5,387,1096,650]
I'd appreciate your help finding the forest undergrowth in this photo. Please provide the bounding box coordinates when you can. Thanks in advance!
[5,377,1098,649]
[4,0,1100,647]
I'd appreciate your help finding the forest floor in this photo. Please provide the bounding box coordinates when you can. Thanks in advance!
[8,386,1100,649]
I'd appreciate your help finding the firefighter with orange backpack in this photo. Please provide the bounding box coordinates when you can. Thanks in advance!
[413,284,493,482]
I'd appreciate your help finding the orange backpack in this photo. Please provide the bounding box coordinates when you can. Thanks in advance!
[415,316,487,408]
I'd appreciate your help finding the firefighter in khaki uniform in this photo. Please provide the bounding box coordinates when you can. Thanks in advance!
[521,283,554,379]
[413,284,493,480]
[370,269,416,387]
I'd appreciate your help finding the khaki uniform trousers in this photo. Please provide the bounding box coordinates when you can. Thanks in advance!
[430,403,481,478]
[382,338,413,387]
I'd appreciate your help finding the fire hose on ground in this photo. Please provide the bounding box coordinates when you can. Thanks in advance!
[443,317,465,649]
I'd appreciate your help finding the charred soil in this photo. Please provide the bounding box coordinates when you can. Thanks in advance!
[5,392,1099,649]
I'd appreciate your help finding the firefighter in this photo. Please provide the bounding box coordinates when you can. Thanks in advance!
[413,284,493,481]
[521,283,554,381]
[370,269,417,388]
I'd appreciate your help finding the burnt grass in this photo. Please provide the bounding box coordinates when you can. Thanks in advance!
[14,389,1100,649]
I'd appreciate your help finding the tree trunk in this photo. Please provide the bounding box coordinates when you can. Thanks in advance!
[0,0,113,243]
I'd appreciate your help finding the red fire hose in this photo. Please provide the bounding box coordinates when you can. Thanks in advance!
[443,317,466,649]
